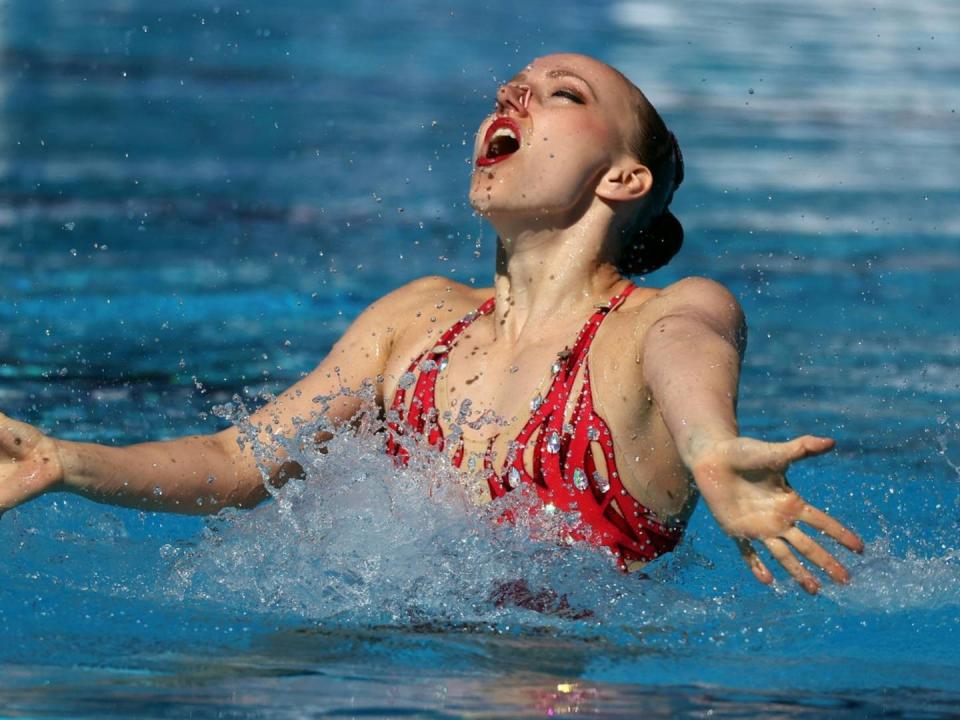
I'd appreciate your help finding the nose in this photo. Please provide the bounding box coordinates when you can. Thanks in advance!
[496,83,531,116]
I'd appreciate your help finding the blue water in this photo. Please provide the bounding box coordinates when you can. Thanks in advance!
[1,0,959,717]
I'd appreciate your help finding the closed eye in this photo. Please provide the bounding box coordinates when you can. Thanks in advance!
[552,89,585,104]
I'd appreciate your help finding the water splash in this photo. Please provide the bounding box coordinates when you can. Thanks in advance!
[147,392,960,652]
[162,393,653,630]
[822,539,960,612]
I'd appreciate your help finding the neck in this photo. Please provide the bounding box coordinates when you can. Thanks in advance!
[490,217,626,342]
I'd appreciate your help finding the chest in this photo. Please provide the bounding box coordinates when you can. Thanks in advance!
[387,307,645,459]
[383,298,689,518]
[438,328,576,432]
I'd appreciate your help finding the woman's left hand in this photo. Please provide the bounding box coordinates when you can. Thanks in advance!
[691,435,864,594]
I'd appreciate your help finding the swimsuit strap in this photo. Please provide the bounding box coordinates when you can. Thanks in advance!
[556,281,637,383]
[487,281,683,566]
[386,296,494,462]
[509,281,638,450]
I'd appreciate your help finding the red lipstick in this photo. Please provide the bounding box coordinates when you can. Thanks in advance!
[476,117,522,167]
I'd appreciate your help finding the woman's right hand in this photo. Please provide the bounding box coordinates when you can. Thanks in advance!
[0,412,64,516]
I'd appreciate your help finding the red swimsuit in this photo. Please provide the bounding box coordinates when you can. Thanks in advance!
[386,282,684,567]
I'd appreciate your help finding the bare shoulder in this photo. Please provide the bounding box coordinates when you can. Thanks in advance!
[613,277,744,353]
[360,275,481,325]
[658,276,740,310]
[649,276,743,330]
[304,275,486,397]
[386,275,483,307]
[364,275,490,353]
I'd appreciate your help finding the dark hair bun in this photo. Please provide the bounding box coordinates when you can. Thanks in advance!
[618,210,684,276]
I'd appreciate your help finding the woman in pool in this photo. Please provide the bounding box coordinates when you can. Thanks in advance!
[0,53,862,593]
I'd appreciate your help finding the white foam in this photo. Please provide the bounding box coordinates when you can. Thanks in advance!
[162,394,638,628]
[823,540,960,611]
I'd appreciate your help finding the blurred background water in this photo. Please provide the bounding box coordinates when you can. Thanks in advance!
[1,0,958,717]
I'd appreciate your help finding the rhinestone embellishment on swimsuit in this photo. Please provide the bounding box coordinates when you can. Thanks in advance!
[530,394,543,412]
[587,426,600,441]
[573,468,588,491]
[507,466,521,489]
[593,470,610,493]
[398,372,416,389]
[546,431,561,454]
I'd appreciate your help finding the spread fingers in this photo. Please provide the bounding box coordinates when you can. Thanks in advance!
[800,504,865,553]
[763,537,820,594]
[735,538,773,585]
[783,526,850,583]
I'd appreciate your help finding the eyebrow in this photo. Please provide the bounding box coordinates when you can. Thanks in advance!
[510,68,598,99]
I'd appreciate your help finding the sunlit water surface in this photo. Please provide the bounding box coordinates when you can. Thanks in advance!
[1,0,958,717]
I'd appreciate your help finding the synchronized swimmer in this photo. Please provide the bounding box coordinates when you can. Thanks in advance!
[0,53,863,593]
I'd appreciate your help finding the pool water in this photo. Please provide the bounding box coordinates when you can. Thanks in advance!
[1,0,959,717]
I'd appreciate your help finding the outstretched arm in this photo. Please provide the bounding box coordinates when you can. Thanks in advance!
[0,280,423,516]
[642,277,864,593]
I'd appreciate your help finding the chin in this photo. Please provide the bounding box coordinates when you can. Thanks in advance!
[468,179,499,216]
[469,194,517,220]
[469,195,492,216]
[469,160,522,215]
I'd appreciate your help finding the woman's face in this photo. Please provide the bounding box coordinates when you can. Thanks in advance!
[469,53,639,224]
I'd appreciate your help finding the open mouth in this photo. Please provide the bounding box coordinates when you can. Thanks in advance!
[477,118,522,167]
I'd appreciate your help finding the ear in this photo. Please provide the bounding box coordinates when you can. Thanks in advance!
[595,159,653,203]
